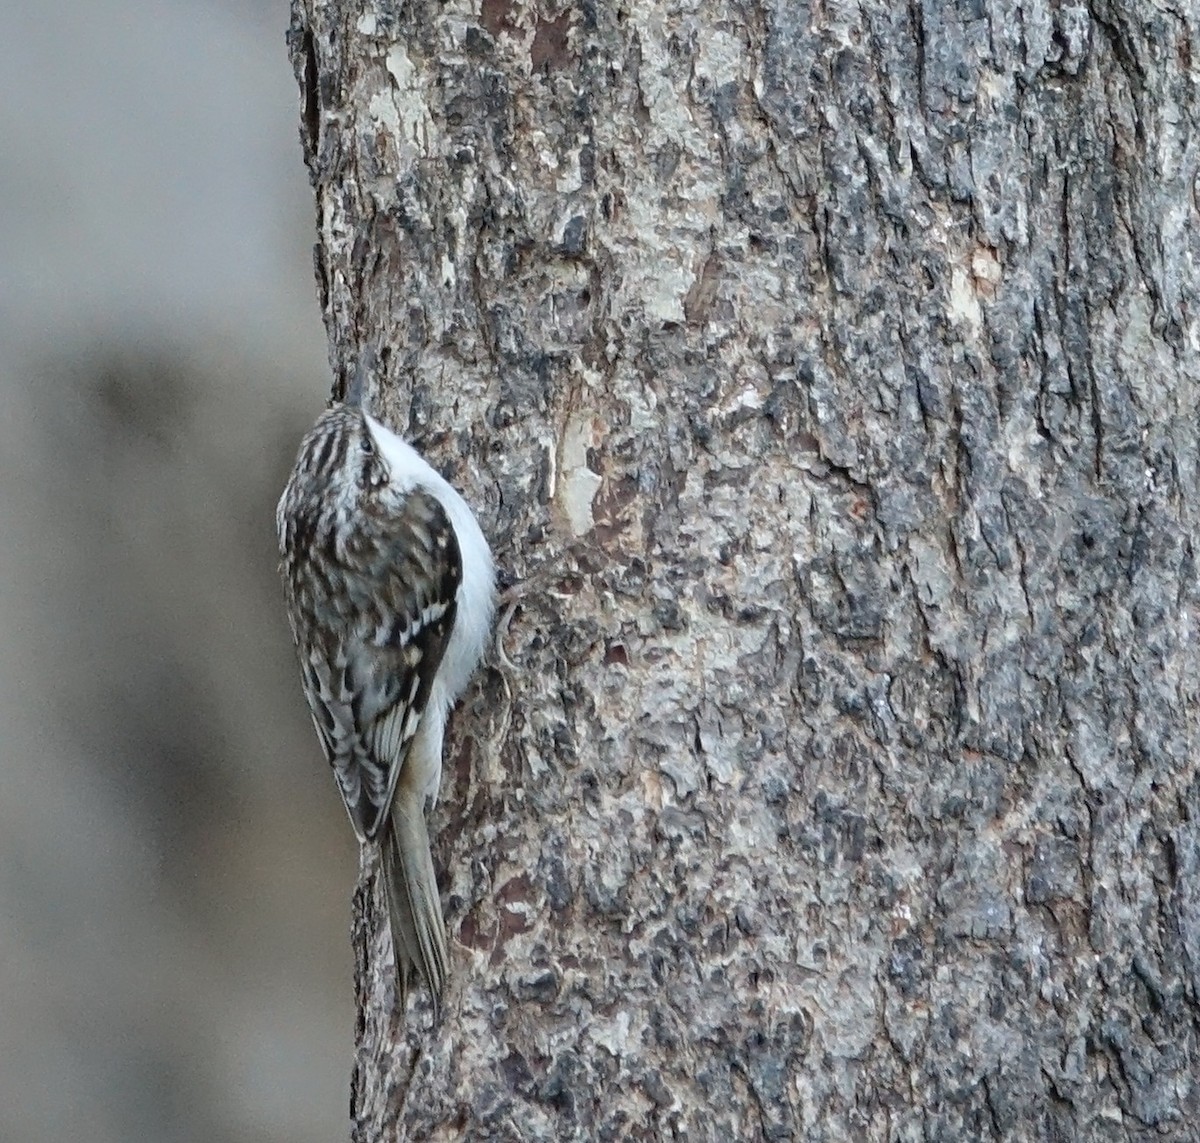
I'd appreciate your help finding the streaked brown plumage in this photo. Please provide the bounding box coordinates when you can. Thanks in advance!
[277,404,495,1010]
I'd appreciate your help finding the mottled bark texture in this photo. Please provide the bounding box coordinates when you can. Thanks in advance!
[289,0,1200,1139]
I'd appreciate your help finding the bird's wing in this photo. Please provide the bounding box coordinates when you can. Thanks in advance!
[298,487,461,841]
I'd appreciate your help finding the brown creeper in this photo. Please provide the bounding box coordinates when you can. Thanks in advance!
[276,404,495,1009]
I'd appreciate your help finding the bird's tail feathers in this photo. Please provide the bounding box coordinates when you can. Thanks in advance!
[381,791,450,1014]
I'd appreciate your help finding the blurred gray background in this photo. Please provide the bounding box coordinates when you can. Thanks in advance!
[0,3,355,1140]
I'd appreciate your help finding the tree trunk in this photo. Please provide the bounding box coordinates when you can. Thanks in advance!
[288,0,1200,1139]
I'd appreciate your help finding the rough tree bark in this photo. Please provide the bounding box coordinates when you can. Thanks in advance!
[288,0,1200,1139]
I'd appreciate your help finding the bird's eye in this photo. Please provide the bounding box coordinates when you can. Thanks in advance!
[362,435,374,455]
